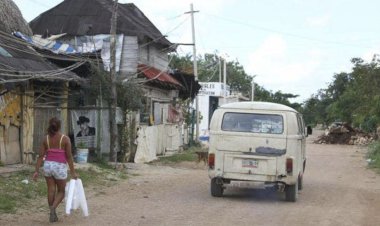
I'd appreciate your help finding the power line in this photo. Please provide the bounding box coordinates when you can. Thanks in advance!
[139,16,190,49]
[203,12,374,49]
[29,0,52,8]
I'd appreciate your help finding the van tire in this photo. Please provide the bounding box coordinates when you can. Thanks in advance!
[285,181,298,202]
[298,175,303,190]
[211,178,224,197]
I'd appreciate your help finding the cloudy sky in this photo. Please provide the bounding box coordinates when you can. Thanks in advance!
[13,0,380,102]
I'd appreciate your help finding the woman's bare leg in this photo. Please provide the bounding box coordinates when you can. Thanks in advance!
[52,179,66,209]
[45,177,59,222]
[45,177,56,206]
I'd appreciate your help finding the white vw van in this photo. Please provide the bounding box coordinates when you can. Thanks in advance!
[208,101,312,202]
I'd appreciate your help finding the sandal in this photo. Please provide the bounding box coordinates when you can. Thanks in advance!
[49,208,58,222]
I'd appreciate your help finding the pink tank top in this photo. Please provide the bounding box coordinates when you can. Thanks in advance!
[45,135,67,163]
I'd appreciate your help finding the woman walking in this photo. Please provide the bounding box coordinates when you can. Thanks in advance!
[33,117,78,222]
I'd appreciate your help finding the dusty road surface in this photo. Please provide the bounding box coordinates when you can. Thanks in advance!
[2,131,380,226]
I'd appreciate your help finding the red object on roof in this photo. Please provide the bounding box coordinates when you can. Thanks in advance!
[138,64,182,87]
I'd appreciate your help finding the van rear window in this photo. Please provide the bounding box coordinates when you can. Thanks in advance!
[221,112,283,134]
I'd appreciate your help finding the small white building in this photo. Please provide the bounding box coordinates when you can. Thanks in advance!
[198,82,228,141]
[198,82,250,142]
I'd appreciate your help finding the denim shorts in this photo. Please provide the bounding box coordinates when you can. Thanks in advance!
[43,161,68,180]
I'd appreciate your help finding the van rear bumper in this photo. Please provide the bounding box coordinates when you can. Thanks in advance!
[209,170,297,185]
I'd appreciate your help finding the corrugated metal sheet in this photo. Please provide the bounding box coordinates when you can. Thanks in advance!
[138,64,182,87]
[120,36,138,76]
[139,45,169,72]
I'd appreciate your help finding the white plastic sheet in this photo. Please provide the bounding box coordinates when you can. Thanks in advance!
[65,179,89,216]
[134,126,158,163]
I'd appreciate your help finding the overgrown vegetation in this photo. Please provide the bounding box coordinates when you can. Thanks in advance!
[170,53,301,110]
[74,63,145,162]
[367,141,380,169]
[154,145,203,164]
[0,162,127,214]
[301,57,380,131]
[0,170,47,214]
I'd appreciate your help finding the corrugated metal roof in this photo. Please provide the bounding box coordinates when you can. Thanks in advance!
[138,64,182,87]
[29,0,172,47]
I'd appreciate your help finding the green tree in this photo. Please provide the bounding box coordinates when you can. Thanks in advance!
[302,56,380,132]
[170,53,300,107]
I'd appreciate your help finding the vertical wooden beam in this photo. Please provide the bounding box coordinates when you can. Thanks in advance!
[109,0,119,162]
[61,82,69,135]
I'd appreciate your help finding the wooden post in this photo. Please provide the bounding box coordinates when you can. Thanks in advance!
[109,0,118,162]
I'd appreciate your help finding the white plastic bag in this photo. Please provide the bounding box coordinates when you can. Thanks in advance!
[65,179,76,214]
[65,179,89,216]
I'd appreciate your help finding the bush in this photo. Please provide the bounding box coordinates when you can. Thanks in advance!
[361,116,379,133]
[368,141,380,168]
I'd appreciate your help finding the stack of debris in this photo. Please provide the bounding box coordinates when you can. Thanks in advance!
[314,122,374,145]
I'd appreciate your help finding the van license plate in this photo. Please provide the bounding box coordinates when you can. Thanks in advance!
[242,159,258,168]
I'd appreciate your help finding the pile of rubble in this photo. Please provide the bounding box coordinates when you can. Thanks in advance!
[314,122,375,145]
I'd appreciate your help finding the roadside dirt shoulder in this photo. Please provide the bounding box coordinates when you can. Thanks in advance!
[1,133,380,226]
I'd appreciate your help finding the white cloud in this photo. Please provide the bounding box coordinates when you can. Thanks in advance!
[120,0,235,46]
[362,50,378,62]
[306,14,331,28]
[247,35,324,101]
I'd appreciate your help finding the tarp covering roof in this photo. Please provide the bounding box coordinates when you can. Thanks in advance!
[29,0,172,47]
[138,64,182,88]
[0,0,83,83]
[0,34,83,83]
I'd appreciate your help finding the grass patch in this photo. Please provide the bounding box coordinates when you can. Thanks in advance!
[0,194,16,214]
[156,145,204,164]
[0,170,47,214]
[367,140,380,169]
[92,157,114,170]
[0,163,128,215]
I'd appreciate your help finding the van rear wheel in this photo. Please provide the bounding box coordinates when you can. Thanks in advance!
[285,181,298,202]
[211,178,224,197]
[298,175,303,190]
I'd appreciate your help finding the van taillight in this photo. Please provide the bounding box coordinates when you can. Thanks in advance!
[286,158,293,173]
[208,153,215,169]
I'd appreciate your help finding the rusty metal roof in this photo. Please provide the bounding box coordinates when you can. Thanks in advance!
[138,64,182,88]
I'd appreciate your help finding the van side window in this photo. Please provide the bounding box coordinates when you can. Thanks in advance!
[221,112,284,134]
[296,114,304,135]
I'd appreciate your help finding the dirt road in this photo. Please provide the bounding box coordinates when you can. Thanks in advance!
[2,131,380,226]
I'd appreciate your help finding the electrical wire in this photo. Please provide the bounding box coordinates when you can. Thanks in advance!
[139,16,190,48]
[206,66,218,82]
[0,61,86,84]
[202,12,374,49]
[0,16,187,86]
[0,31,100,66]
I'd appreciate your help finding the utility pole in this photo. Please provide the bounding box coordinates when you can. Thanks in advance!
[251,75,256,101]
[251,80,255,101]
[187,4,199,141]
[109,0,118,162]
[223,58,227,97]
[218,56,222,83]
